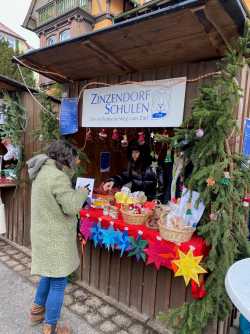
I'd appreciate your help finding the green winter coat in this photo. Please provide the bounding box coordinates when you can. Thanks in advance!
[27,155,88,277]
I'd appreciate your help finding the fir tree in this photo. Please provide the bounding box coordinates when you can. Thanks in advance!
[0,40,35,87]
[156,24,250,334]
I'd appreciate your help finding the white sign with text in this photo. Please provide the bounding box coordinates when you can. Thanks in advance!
[82,78,187,128]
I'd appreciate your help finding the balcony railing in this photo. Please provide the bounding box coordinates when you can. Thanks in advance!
[38,0,89,26]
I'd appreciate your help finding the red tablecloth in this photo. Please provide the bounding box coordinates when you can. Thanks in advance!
[80,207,209,300]
[80,208,208,257]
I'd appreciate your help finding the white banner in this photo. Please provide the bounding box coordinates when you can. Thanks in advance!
[82,78,187,128]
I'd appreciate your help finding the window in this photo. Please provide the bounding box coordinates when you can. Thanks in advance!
[47,35,56,46]
[59,29,70,42]
[0,100,6,125]
[6,36,16,49]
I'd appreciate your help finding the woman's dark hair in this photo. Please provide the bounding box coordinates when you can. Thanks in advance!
[128,140,152,171]
[47,140,78,170]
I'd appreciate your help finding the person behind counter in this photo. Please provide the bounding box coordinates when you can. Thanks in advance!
[27,140,88,334]
[103,141,164,201]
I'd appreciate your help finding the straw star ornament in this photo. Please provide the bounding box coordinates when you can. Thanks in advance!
[172,249,207,286]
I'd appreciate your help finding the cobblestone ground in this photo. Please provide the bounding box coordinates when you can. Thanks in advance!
[0,238,165,334]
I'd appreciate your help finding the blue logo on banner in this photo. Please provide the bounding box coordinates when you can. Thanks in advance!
[60,98,78,135]
[150,90,168,120]
[243,119,250,157]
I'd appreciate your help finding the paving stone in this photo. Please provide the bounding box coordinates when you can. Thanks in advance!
[113,314,132,328]
[85,296,103,309]
[0,251,5,256]
[85,312,102,325]
[69,302,90,315]
[65,283,77,293]
[0,255,11,262]
[64,294,74,306]
[20,269,30,277]
[20,257,30,264]
[117,330,130,334]
[129,324,145,334]
[13,264,26,272]
[99,320,118,333]
[26,262,31,269]
[5,260,19,267]
[13,252,26,260]
[99,305,117,318]
[29,275,40,284]
[73,289,88,302]
[5,248,19,255]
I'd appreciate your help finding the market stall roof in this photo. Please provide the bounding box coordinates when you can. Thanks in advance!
[16,0,246,83]
[0,75,60,103]
[0,74,37,92]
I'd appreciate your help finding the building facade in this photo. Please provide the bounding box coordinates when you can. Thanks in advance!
[0,22,30,53]
[22,0,155,48]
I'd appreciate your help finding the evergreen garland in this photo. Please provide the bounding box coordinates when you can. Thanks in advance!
[33,92,60,143]
[0,93,27,178]
[156,24,250,333]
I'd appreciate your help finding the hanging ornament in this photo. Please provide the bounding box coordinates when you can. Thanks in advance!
[39,134,44,142]
[112,129,120,141]
[243,201,250,207]
[99,129,108,140]
[121,134,128,148]
[206,177,216,187]
[91,223,104,247]
[224,171,230,179]
[102,225,117,251]
[86,129,93,141]
[145,240,177,270]
[172,249,207,286]
[162,129,169,137]
[80,217,94,241]
[150,132,155,139]
[116,230,131,256]
[138,131,145,145]
[219,176,230,186]
[128,235,148,262]
[209,213,218,221]
[196,128,204,138]
[164,149,172,163]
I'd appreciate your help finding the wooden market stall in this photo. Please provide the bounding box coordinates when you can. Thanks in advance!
[0,75,60,247]
[16,0,250,332]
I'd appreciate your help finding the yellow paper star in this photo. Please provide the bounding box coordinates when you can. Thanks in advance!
[172,249,207,286]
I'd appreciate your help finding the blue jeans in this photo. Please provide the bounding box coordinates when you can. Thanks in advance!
[34,276,68,325]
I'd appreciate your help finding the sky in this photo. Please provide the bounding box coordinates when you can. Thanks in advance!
[0,0,39,49]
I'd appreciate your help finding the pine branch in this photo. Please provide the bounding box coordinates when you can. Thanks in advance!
[157,21,250,333]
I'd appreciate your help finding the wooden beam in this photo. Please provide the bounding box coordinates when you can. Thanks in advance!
[82,40,135,72]
[191,6,230,56]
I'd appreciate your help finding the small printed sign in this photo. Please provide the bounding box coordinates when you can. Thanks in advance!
[60,98,78,135]
[100,152,111,173]
[243,119,250,157]
[75,177,95,198]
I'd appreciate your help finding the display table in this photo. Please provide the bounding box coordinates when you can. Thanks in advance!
[80,207,209,300]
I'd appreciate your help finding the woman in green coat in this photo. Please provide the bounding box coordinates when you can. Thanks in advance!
[27,140,88,334]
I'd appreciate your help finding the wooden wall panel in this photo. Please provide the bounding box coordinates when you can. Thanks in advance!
[3,92,59,248]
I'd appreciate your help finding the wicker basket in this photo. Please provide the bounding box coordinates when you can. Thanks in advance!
[158,213,195,244]
[121,208,151,225]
